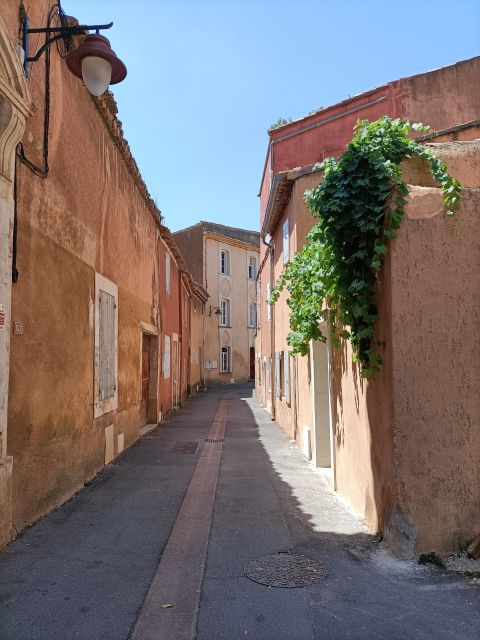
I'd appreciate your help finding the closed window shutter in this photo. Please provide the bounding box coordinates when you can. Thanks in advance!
[249,303,256,327]
[248,256,256,279]
[99,289,116,401]
[283,219,289,263]
[163,335,171,378]
[275,352,281,398]
[284,351,290,404]
[166,254,171,294]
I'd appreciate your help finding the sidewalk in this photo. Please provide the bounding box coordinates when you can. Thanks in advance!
[1,385,480,639]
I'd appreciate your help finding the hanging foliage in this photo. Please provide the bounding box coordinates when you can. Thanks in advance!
[271,117,462,378]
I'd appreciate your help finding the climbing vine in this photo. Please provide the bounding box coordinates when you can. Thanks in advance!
[271,117,462,378]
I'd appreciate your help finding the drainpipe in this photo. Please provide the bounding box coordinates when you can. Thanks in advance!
[292,356,298,440]
[262,233,275,421]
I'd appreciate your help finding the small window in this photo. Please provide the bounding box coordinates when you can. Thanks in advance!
[220,250,230,275]
[248,256,257,279]
[248,302,256,328]
[166,253,171,295]
[266,284,271,322]
[220,346,231,373]
[220,299,231,326]
[283,219,289,264]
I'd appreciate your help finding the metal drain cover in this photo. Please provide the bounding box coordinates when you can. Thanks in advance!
[244,552,327,588]
[172,442,198,454]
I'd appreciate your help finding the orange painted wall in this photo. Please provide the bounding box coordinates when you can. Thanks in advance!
[3,1,201,536]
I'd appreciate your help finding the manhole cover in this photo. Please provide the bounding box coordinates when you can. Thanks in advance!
[172,442,198,454]
[244,552,327,588]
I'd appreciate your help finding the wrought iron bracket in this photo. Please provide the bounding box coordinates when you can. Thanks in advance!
[21,13,113,75]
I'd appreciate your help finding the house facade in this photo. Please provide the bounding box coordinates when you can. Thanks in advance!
[0,2,206,549]
[256,56,480,556]
[174,222,260,385]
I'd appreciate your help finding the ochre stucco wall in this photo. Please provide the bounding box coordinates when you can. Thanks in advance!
[390,186,480,554]
[204,236,258,385]
[3,1,200,534]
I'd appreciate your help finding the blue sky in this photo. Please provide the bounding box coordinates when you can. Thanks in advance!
[66,1,479,232]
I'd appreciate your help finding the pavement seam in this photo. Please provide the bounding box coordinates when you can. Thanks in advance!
[130,399,228,640]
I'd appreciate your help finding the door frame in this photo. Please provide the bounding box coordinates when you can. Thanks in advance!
[140,323,159,424]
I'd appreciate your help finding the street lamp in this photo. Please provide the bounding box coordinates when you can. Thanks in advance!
[65,33,127,96]
[15,3,128,180]
[209,306,222,317]
[21,9,127,96]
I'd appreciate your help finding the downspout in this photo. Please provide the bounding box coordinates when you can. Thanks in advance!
[262,233,275,421]
[291,182,298,441]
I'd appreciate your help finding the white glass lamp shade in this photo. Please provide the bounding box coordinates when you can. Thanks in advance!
[81,56,112,96]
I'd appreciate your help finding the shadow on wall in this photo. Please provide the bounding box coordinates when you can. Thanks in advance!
[330,250,397,552]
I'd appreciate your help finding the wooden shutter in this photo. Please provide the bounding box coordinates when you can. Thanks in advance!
[163,335,171,378]
[283,219,289,263]
[166,254,171,294]
[99,289,116,401]
[284,351,290,404]
[275,352,281,398]
[249,303,256,327]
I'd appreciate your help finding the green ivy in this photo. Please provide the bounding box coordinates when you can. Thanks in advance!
[271,117,462,378]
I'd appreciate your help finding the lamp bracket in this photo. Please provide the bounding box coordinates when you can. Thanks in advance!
[22,12,113,75]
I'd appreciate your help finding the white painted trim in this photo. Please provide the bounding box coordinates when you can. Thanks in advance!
[94,273,118,419]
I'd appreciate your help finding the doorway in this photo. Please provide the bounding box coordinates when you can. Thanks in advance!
[140,334,150,424]
[140,331,159,426]
[249,347,255,380]
[172,335,179,409]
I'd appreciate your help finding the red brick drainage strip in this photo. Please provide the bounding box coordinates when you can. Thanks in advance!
[131,399,229,640]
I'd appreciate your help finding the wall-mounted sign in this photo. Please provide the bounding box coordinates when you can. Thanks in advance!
[0,305,5,331]
[13,322,24,335]
[205,360,217,370]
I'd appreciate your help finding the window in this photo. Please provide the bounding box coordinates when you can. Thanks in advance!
[266,284,271,322]
[94,273,118,418]
[220,299,230,326]
[220,249,230,275]
[220,346,231,373]
[248,302,256,328]
[163,335,171,379]
[283,219,289,264]
[248,256,257,279]
[166,253,171,294]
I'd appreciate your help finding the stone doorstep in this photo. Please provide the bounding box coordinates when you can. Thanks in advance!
[139,423,159,438]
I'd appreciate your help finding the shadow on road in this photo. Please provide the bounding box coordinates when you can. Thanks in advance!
[0,384,479,640]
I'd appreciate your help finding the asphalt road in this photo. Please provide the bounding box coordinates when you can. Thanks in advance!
[1,384,479,639]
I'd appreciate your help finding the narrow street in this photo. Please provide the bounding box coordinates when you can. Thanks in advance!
[1,385,479,640]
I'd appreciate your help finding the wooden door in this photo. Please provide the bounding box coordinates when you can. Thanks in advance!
[141,334,150,424]
[249,347,255,380]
